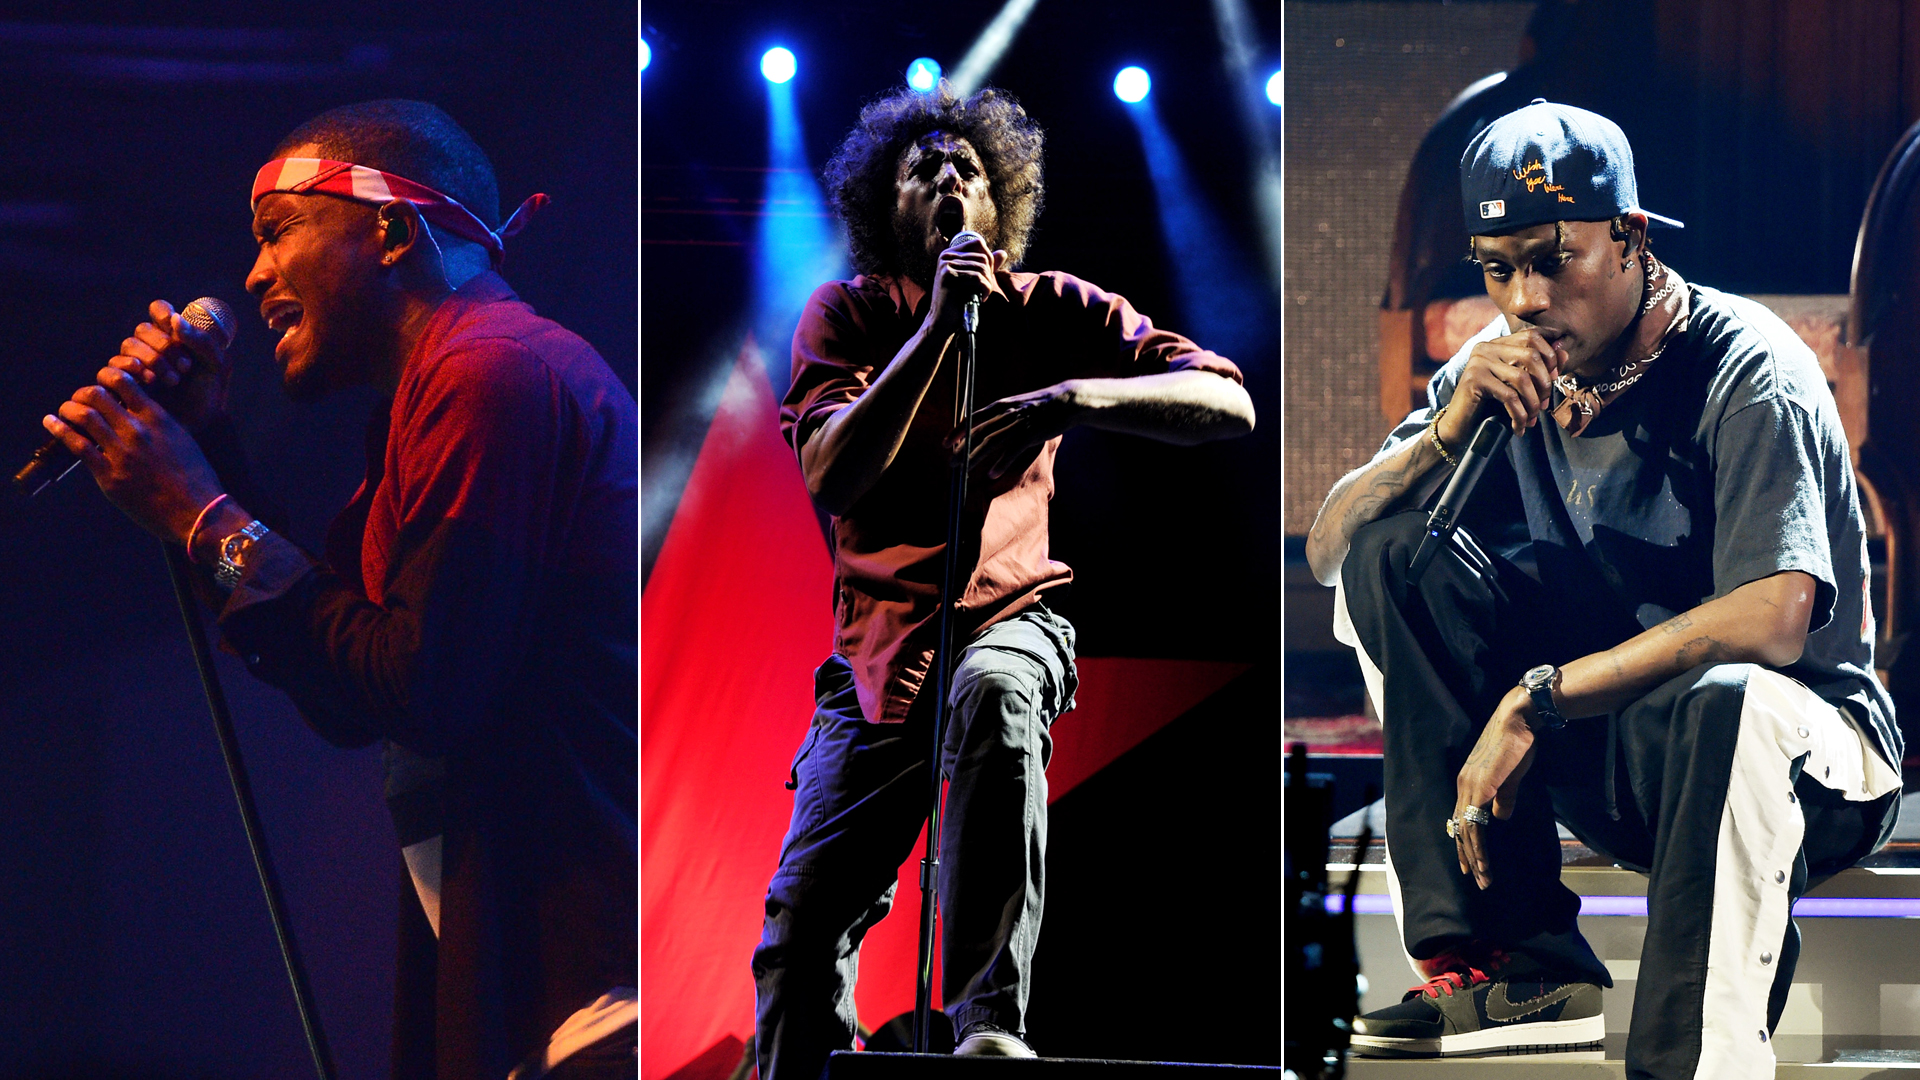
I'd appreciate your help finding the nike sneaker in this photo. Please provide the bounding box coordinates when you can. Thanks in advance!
[1350,947,1604,1057]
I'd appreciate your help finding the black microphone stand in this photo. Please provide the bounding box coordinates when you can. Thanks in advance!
[9,476,335,1080]
[162,543,336,1080]
[912,293,980,1054]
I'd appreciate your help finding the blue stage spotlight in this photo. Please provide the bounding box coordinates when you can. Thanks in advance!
[1113,66,1151,104]
[640,38,652,73]
[907,57,941,92]
[1123,98,1275,366]
[753,67,848,398]
[761,47,796,84]
[1266,68,1281,106]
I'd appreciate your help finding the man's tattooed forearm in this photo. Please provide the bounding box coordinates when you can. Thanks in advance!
[1308,439,1440,571]
[1660,613,1694,636]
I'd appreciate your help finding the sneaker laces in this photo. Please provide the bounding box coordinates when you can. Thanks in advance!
[1409,946,1509,999]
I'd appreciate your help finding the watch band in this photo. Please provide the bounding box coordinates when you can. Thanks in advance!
[1521,663,1567,732]
[213,519,270,590]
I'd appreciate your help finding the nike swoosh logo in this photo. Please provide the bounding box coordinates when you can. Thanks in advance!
[1484,982,1583,1022]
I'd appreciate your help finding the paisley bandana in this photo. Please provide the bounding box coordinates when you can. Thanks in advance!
[1549,252,1690,436]
[251,157,549,269]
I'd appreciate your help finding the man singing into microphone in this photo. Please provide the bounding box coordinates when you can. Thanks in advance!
[750,83,1253,1075]
[40,100,636,1079]
[1306,100,1901,1077]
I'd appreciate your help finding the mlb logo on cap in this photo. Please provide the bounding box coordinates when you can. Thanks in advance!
[1480,199,1506,220]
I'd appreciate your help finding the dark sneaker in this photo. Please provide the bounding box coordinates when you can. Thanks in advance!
[1350,949,1604,1057]
[954,1023,1036,1058]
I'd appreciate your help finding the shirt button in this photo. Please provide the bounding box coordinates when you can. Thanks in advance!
[1788,791,1797,803]
[1761,952,1773,964]
[246,654,261,667]
[1797,727,1810,738]
[1760,1030,1769,1043]
[1775,870,1786,883]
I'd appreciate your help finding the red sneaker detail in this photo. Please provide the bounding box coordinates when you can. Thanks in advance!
[1409,945,1509,998]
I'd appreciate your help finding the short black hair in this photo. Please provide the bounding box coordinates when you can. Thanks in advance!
[824,83,1045,276]
[274,100,500,229]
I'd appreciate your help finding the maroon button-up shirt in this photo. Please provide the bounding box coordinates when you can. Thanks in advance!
[782,269,1242,723]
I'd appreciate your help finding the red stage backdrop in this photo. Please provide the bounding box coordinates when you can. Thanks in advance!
[641,343,1248,1079]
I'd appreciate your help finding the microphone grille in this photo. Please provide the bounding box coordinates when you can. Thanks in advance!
[182,297,238,351]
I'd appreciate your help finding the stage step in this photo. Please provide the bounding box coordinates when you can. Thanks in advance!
[826,1052,1281,1076]
[1347,1054,1920,1076]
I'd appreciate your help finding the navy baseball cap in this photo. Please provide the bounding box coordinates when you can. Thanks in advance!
[1460,99,1682,235]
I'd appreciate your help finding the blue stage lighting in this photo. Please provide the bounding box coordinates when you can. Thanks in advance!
[761,47,797,84]
[907,57,941,92]
[1113,66,1151,104]
[1122,91,1275,366]
[1266,68,1281,106]
[641,39,652,73]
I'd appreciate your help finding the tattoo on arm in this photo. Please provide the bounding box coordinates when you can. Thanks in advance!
[1307,437,1442,575]
[1337,459,1417,534]
[1660,613,1695,636]
[1676,635,1730,668]
[1465,739,1497,772]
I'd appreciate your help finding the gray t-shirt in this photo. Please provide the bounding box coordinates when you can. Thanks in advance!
[1382,284,1900,767]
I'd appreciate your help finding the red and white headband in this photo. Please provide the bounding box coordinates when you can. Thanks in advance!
[251,157,549,268]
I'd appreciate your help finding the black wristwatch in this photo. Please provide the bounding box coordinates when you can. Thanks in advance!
[1519,664,1567,732]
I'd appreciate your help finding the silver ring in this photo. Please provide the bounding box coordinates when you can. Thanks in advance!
[1459,805,1492,826]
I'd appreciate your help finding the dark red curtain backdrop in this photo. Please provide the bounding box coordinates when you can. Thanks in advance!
[641,343,1248,1079]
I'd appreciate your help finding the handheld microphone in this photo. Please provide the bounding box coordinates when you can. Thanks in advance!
[950,230,985,332]
[13,297,238,498]
[1407,414,1513,582]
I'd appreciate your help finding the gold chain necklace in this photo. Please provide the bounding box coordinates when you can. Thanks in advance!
[1552,265,1683,413]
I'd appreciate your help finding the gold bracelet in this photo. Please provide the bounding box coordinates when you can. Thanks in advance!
[1427,404,1459,468]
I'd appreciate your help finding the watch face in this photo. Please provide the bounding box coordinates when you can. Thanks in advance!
[1524,664,1555,688]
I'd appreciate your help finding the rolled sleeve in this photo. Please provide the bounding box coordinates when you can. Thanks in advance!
[781,281,876,458]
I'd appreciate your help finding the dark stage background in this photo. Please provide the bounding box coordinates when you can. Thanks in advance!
[641,0,1280,1075]
[0,4,634,1077]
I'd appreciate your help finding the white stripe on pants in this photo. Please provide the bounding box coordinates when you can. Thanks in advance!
[1695,669,1899,1079]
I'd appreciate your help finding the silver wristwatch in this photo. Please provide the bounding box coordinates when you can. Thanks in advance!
[1520,663,1567,732]
[213,519,270,590]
